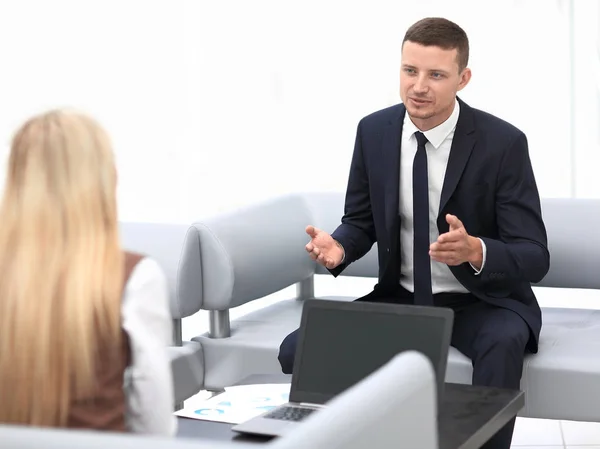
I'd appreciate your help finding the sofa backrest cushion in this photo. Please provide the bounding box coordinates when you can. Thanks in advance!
[303,194,600,290]
[535,198,600,289]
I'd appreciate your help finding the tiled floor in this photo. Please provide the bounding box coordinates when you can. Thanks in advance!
[181,275,600,448]
[512,417,600,448]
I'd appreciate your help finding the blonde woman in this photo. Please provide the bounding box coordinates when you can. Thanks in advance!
[0,110,176,435]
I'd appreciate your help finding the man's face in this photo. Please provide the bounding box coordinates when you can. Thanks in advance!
[400,41,471,130]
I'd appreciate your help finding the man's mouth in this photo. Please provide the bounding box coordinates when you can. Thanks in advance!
[409,97,431,105]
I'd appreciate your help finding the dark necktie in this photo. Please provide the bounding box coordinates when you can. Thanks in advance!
[413,131,433,305]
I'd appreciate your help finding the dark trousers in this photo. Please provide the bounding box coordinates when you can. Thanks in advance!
[277,287,531,449]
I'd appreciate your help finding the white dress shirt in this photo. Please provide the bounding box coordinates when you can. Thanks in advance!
[399,100,487,294]
[121,257,177,436]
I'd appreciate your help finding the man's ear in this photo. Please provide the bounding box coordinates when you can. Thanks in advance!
[457,67,472,91]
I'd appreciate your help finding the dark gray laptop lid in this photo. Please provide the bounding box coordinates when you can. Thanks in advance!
[288,299,454,406]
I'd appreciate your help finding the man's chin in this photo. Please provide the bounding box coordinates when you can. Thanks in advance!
[406,107,434,120]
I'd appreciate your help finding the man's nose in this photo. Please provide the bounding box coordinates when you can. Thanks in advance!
[413,75,429,93]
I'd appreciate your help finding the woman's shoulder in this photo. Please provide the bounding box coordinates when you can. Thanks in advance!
[121,254,170,323]
[122,253,168,302]
[123,252,166,281]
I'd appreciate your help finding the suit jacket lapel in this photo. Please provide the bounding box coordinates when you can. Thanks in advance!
[438,99,476,214]
[382,106,405,234]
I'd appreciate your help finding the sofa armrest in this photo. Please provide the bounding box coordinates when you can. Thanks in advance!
[178,194,316,314]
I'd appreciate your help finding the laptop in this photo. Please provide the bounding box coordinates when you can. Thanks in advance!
[232,298,453,437]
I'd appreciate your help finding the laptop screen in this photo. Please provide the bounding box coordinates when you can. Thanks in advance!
[289,303,450,405]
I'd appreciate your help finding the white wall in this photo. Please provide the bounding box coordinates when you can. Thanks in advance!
[572,0,600,197]
[0,0,189,222]
[182,0,577,214]
[1,0,596,225]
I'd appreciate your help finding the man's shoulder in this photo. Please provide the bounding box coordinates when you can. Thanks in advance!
[358,103,404,127]
[467,103,525,140]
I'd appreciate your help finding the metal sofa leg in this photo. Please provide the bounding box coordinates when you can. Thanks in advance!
[209,310,231,338]
[173,318,183,346]
[172,318,185,411]
[296,276,315,300]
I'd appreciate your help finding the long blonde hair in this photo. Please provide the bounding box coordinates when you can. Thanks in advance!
[0,110,124,426]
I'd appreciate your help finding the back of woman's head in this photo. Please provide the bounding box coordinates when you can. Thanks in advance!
[0,110,124,427]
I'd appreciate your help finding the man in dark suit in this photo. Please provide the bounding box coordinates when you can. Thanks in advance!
[277,17,549,449]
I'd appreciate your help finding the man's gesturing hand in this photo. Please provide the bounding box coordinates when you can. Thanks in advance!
[305,225,344,270]
[429,214,483,269]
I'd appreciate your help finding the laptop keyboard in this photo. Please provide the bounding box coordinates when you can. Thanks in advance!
[264,406,316,422]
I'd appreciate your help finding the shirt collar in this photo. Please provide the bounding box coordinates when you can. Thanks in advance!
[403,99,460,149]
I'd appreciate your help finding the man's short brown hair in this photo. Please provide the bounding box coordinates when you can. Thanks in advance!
[402,17,469,72]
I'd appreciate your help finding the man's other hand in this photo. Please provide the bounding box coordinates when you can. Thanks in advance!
[429,214,483,269]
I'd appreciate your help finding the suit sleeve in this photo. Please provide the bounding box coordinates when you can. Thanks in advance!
[478,132,550,288]
[329,119,377,276]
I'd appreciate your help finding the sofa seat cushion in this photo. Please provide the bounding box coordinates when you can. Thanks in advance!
[168,342,205,404]
[448,306,600,421]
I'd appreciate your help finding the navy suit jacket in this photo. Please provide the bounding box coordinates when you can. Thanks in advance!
[329,98,550,351]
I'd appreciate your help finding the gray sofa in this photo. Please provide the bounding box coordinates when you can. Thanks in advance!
[177,192,600,422]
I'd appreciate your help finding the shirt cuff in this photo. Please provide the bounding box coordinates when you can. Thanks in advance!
[469,238,486,275]
[336,240,346,263]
